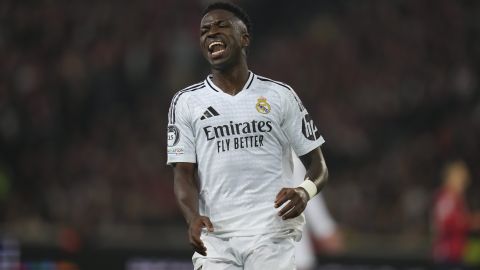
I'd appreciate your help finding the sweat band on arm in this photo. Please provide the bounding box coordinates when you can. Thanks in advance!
[298,178,318,200]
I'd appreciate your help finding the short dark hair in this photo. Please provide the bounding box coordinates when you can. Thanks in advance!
[202,2,252,34]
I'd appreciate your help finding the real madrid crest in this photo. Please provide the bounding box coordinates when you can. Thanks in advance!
[255,96,271,114]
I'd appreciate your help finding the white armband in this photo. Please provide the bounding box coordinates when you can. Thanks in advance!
[298,178,318,200]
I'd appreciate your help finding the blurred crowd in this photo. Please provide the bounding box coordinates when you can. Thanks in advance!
[0,0,479,255]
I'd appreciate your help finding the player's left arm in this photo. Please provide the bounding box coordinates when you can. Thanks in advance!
[275,147,328,220]
[299,146,328,192]
[275,85,328,220]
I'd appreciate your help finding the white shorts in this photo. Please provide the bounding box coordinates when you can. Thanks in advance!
[192,231,297,270]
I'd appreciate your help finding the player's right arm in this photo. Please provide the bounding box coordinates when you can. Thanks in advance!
[173,162,213,256]
[167,90,213,256]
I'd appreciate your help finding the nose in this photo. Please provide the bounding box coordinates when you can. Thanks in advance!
[206,25,220,37]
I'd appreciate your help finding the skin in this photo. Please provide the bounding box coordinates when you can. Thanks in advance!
[173,9,328,256]
[443,161,470,194]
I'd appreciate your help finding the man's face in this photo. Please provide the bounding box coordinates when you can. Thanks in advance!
[200,9,249,69]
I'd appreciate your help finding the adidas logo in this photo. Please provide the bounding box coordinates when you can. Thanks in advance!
[200,106,220,120]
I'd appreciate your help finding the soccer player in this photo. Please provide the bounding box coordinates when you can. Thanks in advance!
[167,2,328,269]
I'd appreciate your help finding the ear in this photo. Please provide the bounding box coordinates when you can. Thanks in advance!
[241,32,250,49]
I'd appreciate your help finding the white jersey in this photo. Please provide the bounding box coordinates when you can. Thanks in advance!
[167,71,325,238]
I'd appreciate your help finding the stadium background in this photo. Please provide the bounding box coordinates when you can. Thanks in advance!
[1,0,479,269]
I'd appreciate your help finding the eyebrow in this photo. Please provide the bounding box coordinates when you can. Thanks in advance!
[200,17,234,28]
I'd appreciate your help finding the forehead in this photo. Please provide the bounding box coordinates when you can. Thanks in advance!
[201,9,237,26]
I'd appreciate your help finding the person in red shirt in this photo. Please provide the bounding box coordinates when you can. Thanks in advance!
[432,160,479,265]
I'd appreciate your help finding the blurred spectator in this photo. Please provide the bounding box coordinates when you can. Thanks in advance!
[431,160,480,265]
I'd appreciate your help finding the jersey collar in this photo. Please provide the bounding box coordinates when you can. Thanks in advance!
[206,71,255,94]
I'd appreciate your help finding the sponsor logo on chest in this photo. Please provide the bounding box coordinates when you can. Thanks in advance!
[203,120,272,153]
[200,96,275,153]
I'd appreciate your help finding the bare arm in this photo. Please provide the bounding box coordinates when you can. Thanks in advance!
[173,162,199,223]
[173,162,213,256]
[299,146,328,193]
[275,146,328,219]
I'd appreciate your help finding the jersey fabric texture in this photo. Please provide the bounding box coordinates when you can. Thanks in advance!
[167,71,325,238]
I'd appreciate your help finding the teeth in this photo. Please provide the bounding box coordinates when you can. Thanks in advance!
[208,41,224,50]
[211,49,225,57]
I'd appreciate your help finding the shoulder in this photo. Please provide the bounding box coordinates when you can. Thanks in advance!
[168,81,207,123]
[255,74,305,111]
[255,75,294,93]
[170,81,207,104]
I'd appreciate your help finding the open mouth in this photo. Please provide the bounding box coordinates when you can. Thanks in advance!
[208,41,227,58]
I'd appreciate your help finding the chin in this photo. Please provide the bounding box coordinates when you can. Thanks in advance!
[210,58,234,70]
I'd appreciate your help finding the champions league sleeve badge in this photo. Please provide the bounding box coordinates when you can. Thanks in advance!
[167,125,180,146]
[255,96,271,114]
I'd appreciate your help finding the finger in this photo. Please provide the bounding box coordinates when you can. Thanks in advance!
[282,203,305,219]
[282,198,307,220]
[190,232,204,248]
[194,245,207,256]
[202,217,214,232]
[190,235,207,255]
[190,226,205,249]
[275,189,288,207]
[275,189,292,208]
[275,188,288,203]
[277,199,296,217]
[191,239,206,253]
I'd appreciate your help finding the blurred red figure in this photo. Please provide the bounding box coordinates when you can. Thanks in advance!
[432,160,474,264]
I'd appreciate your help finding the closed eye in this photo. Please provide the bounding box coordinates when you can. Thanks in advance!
[200,19,231,35]
[218,20,230,27]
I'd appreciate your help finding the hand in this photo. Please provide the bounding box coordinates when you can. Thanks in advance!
[188,215,214,256]
[274,187,309,220]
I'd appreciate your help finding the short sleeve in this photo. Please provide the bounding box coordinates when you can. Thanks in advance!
[281,88,325,156]
[167,94,197,165]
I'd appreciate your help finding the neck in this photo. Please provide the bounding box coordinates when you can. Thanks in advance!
[211,60,249,96]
